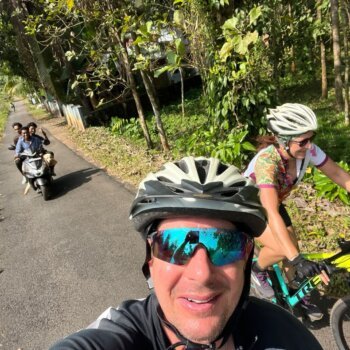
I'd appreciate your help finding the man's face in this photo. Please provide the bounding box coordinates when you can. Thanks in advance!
[13,125,21,134]
[28,126,36,135]
[21,129,30,141]
[148,217,250,345]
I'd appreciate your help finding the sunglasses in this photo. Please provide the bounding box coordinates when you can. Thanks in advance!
[290,134,315,147]
[150,227,252,266]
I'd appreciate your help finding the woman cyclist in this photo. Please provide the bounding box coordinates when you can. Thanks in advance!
[244,103,350,320]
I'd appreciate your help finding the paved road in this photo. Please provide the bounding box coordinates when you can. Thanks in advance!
[0,101,148,349]
[0,101,341,349]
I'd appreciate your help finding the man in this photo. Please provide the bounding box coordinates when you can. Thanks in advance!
[27,121,57,175]
[49,157,323,350]
[8,122,22,150]
[27,121,51,145]
[14,126,43,175]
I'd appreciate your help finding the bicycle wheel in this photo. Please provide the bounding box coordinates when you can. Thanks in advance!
[330,295,350,350]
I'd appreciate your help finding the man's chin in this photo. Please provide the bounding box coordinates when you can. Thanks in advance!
[175,318,225,345]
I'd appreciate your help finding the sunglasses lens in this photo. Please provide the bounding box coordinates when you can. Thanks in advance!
[295,135,315,147]
[151,228,251,266]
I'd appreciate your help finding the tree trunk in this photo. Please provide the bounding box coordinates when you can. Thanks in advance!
[289,3,296,73]
[179,67,185,119]
[330,0,344,110]
[132,39,170,152]
[341,0,350,125]
[9,0,59,101]
[113,31,153,149]
[317,2,328,99]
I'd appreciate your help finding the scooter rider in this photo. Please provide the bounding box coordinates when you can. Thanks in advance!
[14,126,43,175]
[49,157,322,350]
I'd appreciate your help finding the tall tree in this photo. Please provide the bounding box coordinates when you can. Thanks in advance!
[316,0,328,99]
[330,0,344,110]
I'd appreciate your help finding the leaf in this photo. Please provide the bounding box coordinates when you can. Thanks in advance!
[146,21,153,33]
[173,10,184,26]
[154,65,171,77]
[242,141,256,151]
[222,18,239,32]
[175,38,186,57]
[166,51,177,65]
[249,6,262,25]
[219,41,234,62]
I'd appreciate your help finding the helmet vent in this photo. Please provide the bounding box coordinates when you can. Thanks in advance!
[176,159,189,174]
[195,161,208,184]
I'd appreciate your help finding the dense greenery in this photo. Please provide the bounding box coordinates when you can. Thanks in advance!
[0,93,10,137]
[2,0,350,155]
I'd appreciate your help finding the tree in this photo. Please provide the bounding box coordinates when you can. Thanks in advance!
[316,0,328,99]
[330,0,344,110]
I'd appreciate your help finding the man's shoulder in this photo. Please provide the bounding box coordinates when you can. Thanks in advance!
[33,134,44,141]
[239,297,322,349]
[49,294,165,350]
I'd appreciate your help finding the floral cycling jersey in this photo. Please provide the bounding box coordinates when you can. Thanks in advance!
[244,144,328,202]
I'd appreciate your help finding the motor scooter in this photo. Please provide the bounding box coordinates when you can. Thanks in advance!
[20,149,53,200]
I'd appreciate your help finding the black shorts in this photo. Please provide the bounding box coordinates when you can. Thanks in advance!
[279,203,292,227]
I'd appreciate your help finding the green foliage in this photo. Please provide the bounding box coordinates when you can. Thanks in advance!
[312,161,350,205]
[0,93,10,138]
[204,5,274,134]
[186,126,255,168]
[110,117,143,139]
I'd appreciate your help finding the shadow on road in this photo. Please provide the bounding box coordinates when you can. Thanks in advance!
[51,167,100,198]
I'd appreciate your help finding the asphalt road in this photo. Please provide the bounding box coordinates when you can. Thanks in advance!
[0,101,148,349]
[0,101,341,349]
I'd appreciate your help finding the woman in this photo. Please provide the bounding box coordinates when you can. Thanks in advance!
[244,103,350,320]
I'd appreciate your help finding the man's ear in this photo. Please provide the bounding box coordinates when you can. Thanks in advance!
[146,240,154,269]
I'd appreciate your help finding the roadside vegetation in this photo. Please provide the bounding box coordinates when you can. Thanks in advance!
[0,94,12,137]
[27,85,350,297]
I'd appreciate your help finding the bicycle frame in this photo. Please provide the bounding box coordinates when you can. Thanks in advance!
[262,239,350,309]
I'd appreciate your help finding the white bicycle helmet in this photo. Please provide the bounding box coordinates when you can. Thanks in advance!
[130,156,266,239]
[267,103,318,139]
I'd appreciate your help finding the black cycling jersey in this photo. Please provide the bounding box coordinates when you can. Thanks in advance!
[49,294,322,350]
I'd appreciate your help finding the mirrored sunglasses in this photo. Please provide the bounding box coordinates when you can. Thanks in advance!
[150,227,252,266]
[291,134,315,147]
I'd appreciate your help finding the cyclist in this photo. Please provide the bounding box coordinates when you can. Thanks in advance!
[50,156,322,349]
[244,103,347,320]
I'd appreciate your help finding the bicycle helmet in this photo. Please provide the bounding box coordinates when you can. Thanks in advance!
[130,156,266,239]
[267,103,318,142]
[129,156,267,350]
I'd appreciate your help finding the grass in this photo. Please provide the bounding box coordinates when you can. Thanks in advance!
[0,94,11,138]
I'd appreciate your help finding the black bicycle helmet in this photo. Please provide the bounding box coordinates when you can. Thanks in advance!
[130,156,267,239]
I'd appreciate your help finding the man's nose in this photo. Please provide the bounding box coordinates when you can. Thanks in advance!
[183,246,214,282]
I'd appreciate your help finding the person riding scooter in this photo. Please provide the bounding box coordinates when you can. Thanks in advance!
[14,127,43,175]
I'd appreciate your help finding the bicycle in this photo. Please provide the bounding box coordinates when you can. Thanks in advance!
[251,239,350,350]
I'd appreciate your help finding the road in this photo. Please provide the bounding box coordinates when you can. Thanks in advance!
[0,101,340,349]
[0,101,148,349]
